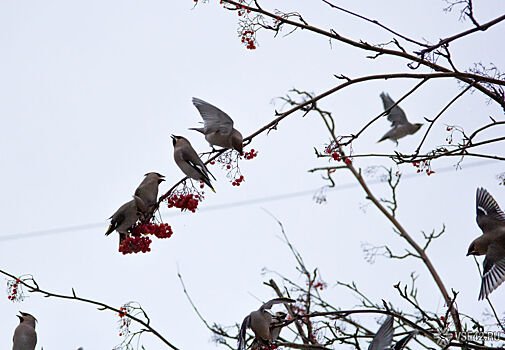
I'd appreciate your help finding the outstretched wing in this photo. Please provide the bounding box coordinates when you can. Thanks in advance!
[369,315,394,350]
[380,92,408,126]
[476,187,505,234]
[479,245,505,300]
[192,97,234,135]
[260,297,295,311]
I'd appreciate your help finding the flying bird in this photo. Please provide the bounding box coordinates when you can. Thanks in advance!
[368,315,417,350]
[134,172,165,215]
[12,312,37,350]
[467,187,505,300]
[238,297,295,350]
[190,97,243,154]
[377,92,422,145]
[105,196,145,243]
[171,135,216,192]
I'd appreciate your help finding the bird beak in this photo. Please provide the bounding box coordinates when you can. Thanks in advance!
[17,314,23,322]
[170,134,176,141]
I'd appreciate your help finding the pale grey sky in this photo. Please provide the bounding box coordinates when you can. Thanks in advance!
[1,0,504,349]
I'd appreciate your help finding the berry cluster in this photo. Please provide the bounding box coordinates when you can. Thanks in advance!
[117,304,132,338]
[308,279,327,291]
[232,175,244,186]
[6,278,25,302]
[210,149,256,187]
[324,144,352,165]
[167,187,204,213]
[167,193,201,212]
[232,3,257,50]
[131,223,173,239]
[119,236,152,255]
[242,148,258,160]
[116,222,175,255]
[313,282,327,290]
[446,126,454,145]
[241,30,256,50]
[413,160,436,176]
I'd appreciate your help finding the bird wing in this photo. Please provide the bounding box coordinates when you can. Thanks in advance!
[186,159,211,182]
[260,297,295,311]
[106,202,130,235]
[380,92,408,127]
[182,146,216,181]
[192,97,234,135]
[479,243,505,300]
[394,330,418,350]
[133,195,148,215]
[476,188,505,234]
[238,314,251,350]
[369,315,394,350]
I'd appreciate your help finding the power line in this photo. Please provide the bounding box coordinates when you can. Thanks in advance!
[0,160,496,242]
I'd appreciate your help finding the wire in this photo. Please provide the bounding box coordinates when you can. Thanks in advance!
[0,160,496,242]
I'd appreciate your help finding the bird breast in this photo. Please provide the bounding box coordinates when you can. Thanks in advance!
[250,311,272,341]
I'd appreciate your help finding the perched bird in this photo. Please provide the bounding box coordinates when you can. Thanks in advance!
[171,135,216,192]
[467,188,505,300]
[238,297,295,350]
[12,312,37,350]
[134,172,165,215]
[368,315,417,350]
[105,196,146,243]
[190,97,243,154]
[377,92,422,145]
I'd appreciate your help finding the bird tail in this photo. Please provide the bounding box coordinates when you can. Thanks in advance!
[105,222,117,236]
[206,166,216,181]
[189,127,205,134]
[203,177,216,193]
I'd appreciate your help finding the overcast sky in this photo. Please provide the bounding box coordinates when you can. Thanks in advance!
[1,0,504,349]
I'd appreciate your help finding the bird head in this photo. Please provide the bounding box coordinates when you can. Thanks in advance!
[273,311,287,321]
[466,238,487,256]
[144,172,165,184]
[171,134,184,146]
[18,312,37,326]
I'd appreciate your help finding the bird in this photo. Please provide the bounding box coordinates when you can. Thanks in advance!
[377,92,422,145]
[105,195,146,243]
[238,297,295,350]
[190,97,243,154]
[171,135,216,192]
[12,312,37,350]
[368,315,417,350]
[467,187,505,300]
[134,172,165,216]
